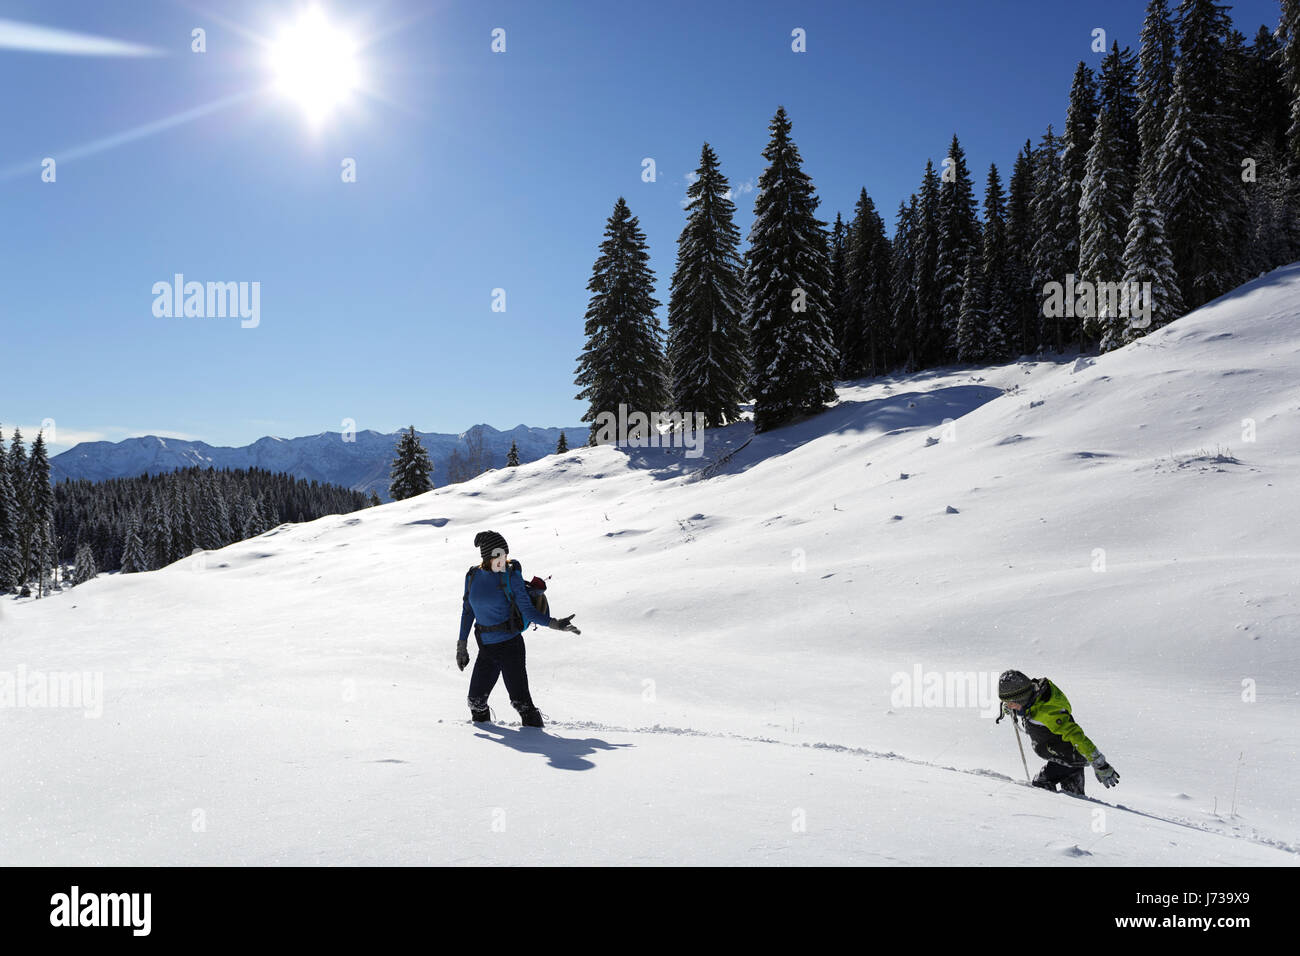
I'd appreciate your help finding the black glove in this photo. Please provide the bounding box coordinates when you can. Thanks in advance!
[456,640,469,671]
[548,614,580,635]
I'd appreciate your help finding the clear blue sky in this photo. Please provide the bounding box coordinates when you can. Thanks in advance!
[0,0,1283,452]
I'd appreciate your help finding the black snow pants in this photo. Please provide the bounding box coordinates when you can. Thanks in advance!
[467,634,534,714]
[1030,736,1088,794]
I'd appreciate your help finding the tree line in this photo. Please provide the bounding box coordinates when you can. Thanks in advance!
[574,0,1300,434]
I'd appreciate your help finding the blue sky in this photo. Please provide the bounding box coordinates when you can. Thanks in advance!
[0,0,1284,452]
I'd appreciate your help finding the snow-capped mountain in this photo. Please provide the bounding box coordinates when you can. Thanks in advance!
[48,424,589,500]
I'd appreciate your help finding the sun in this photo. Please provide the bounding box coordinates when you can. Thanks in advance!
[267,7,360,126]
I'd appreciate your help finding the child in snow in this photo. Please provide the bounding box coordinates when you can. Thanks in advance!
[455,530,579,727]
[996,669,1119,795]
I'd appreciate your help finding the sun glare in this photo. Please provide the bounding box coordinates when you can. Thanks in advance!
[267,7,360,126]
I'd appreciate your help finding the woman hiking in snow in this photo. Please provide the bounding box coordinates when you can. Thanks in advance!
[995,670,1119,795]
[455,530,579,727]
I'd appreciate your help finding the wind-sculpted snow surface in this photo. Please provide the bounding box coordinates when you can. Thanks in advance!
[6,265,1300,865]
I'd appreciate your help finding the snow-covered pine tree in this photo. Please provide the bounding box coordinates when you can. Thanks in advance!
[955,257,988,363]
[1137,0,1179,190]
[913,161,943,366]
[146,490,172,569]
[8,428,31,589]
[119,514,145,574]
[1079,100,1134,344]
[742,107,838,432]
[1030,126,1067,352]
[829,212,850,366]
[556,432,569,454]
[1282,0,1300,182]
[1113,184,1186,350]
[1157,0,1246,309]
[506,441,520,467]
[1054,62,1099,306]
[388,426,434,500]
[0,428,18,592]
[935,134,980,361]
[843,188,892,377]
[979,163,1012,363]
[1005,141,1039,355]
[576,197,669,434]
[890,198,920,369]
[71,542,97,586]
[666,143,748,427]
[26,431,54,594]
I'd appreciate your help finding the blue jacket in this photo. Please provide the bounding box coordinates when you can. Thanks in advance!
[459,562,552,644]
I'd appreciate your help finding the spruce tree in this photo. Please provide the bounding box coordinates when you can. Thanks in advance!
[72,542,97,586]
[388,426,434,500]
[1281,0,1300,181]
[1157,0,1245,309]
[8,428,30,588]
[576,197,669,433]
[955,258,988,363]
[506,441,520,467]
[1030,126,1068,351]
[120,515,145,574]
[1112,184,1185,350]
[935,134,980,360]
[1137,0,1180,190]
[979,163,1012,362]
[0,428,18,592]
[742,106,838,431]
[828,213,850,365]
[913,161,943,366]
[842,188,892,377]
[1005,141,1039,355]
[556,432,569,454]
[1079,104,1133,342]
[666,143,748,427]
[1055,63,1099,301]
[890,198,919,368]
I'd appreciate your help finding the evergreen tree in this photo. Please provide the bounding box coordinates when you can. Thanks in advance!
[556,432,569,454]
[1137,0,1180,190]
[1005,141,1039,355]
[1156,0,1245,309]
[120,515,145,574]
[27,432,55,594]
[842,188,892,377]
[979,163,1012,362]
[742,107,838,431]
[955,257,988,363]
[1054,62,1099,300]
[0,428,18,592]
[8,428,31,588]
[828,212,850,364]
[1079,102,1134,342]
[388,426,434,500]
[1112,185,1186,349]
[146,490,172,569]
[934,134,980,359]
[1030,126,1068,351]
[666,143,748,427]
[1281,0,1300,181]
[890,198,919,368]
[71,542,97,586]
[913,161,943,366]
[576,197,669,432]
[506,440,520,467]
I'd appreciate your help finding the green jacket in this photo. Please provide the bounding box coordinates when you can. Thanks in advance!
[1020,679,1099,762]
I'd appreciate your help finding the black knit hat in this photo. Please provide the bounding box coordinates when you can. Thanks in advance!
[474,530,509,561]
[998,669,1036,707]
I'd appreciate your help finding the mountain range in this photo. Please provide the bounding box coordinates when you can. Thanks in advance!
[49,424,590,500]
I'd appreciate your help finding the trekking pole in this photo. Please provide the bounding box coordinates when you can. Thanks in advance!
[1011,712,1031,784]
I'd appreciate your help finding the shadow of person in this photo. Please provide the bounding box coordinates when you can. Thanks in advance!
[473,725,633,771]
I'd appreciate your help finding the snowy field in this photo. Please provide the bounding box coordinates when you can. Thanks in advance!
[4,266,1300,865]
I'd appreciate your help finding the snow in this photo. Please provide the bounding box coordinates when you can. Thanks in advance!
[5,265,1300,865]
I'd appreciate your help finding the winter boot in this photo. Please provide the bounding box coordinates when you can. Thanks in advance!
[513,700,544,728]
[469,696,491,723]
[1060,768,1087,797]
[1031,767,1058,792]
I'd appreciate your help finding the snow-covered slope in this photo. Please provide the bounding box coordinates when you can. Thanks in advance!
[6,266,1300,865]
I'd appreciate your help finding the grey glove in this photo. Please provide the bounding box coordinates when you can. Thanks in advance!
[548,614,581,635]
[456,640,469,671]
[1091,752,1119,788]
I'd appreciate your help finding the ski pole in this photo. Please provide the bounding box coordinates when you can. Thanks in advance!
[1011,712,1031,784]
